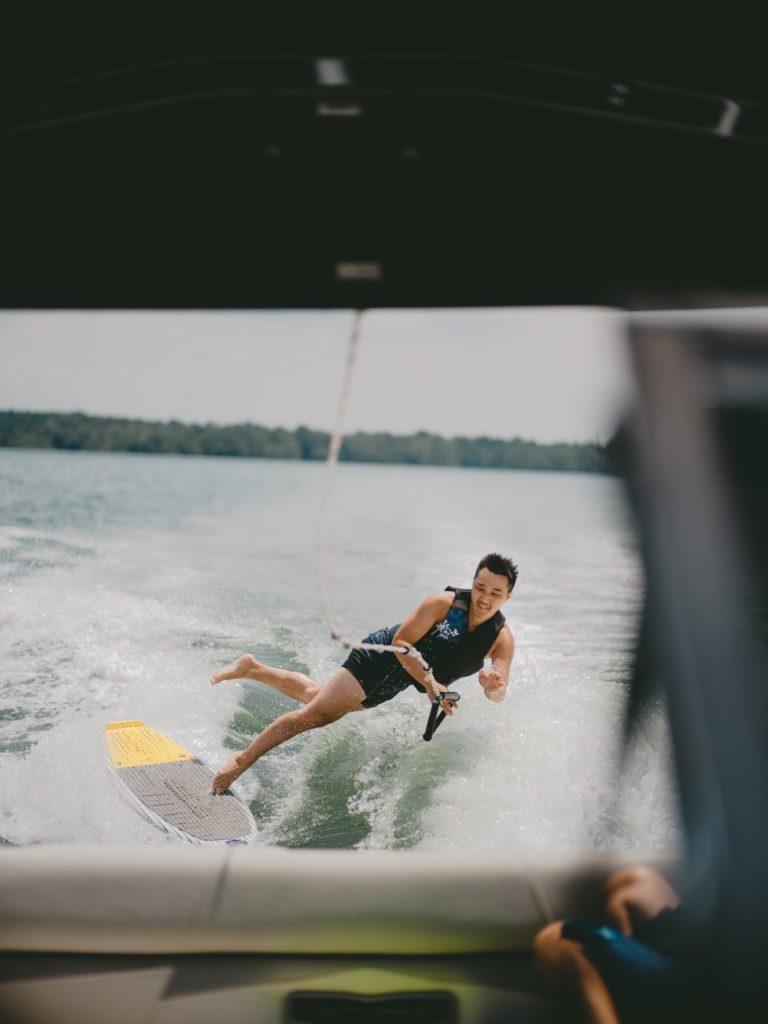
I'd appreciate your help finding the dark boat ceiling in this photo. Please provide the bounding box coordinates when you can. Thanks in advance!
[2,15,767,310]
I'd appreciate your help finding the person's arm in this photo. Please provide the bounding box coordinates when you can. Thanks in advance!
[478,626,514,702]
[603,866,681,937]
[391,591,455,706]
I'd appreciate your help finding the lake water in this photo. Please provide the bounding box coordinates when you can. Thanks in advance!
[0,448,679,853]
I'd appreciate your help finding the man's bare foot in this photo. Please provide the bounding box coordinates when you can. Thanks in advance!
[210,654,258,686]
[212,753,245,793]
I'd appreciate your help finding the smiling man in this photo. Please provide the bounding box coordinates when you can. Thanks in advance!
[210,553,517,793]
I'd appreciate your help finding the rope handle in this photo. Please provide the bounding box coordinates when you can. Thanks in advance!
[423,690,461,741]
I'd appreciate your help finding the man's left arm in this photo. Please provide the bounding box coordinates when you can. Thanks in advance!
[479,627,514,703]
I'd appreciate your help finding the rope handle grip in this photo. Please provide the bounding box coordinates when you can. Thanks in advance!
[423,690,460,741]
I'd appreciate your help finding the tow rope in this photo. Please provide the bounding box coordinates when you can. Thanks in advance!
[315,309,455,740]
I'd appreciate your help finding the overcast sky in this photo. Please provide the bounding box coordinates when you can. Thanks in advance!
[0,307,644,443]
[0,307,639,443]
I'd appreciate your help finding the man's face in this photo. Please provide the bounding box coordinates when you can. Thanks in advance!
[471,568,511,619]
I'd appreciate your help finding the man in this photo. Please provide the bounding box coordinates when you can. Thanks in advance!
[210,552,517,793]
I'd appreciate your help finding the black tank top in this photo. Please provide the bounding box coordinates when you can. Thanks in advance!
[411,586,506,685]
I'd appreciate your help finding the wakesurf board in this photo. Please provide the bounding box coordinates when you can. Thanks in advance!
[105,720,257,846]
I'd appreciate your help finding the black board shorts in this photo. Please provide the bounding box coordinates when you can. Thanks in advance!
[341,627,426,709]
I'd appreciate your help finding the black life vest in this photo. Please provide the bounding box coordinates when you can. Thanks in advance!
[414,586,506,685]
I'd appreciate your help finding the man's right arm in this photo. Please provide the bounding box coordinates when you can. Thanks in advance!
[391,591,454,702]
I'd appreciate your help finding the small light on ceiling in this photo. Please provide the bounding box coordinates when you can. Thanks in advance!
[335,262,383,281]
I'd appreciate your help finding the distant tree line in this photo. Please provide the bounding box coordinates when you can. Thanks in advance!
[0,410,614,473]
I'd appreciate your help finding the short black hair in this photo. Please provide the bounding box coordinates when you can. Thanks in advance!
[474,553,518,593]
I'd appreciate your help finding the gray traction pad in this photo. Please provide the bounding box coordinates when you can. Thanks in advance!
[118,759,253,841]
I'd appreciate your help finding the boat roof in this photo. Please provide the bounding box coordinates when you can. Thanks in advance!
[2,12,768,309]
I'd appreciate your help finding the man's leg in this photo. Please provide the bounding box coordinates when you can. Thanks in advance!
[212,668,366,792]
[211,653,320,704]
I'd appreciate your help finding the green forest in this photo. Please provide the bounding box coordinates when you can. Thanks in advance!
[0,410,614,473]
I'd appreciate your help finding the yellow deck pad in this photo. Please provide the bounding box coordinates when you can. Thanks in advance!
[105,720,196,768]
